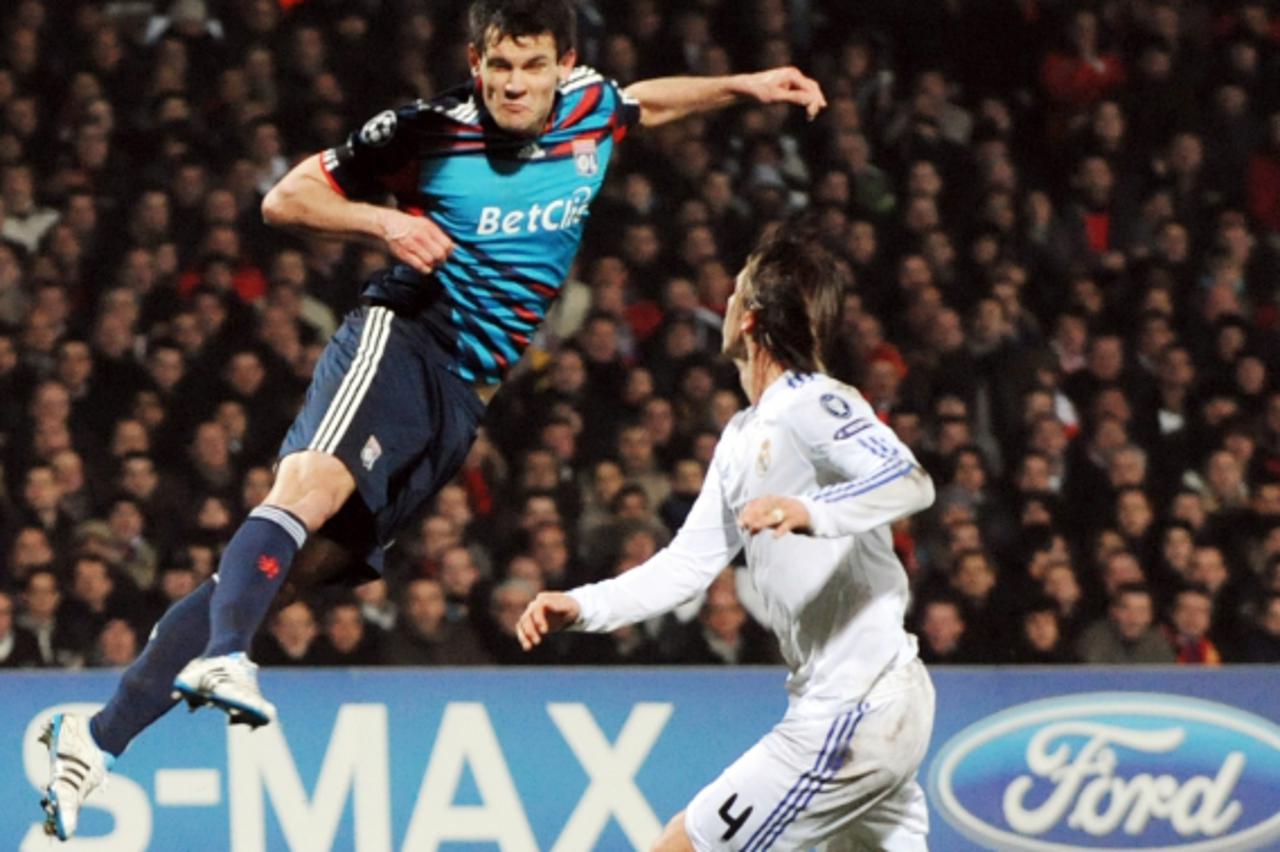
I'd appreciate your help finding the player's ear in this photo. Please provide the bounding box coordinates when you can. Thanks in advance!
[468,43,482,78]
[557,48,577,82]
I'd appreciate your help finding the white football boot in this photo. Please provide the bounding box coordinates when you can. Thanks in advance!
[172,652,277,728]
[40,713,112,841]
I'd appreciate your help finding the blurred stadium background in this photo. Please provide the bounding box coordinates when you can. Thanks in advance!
[1,0,1279,849]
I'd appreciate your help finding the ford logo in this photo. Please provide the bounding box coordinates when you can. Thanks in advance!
[927,693,1280,850]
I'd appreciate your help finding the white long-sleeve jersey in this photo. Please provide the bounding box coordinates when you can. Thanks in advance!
[569,372,935,718]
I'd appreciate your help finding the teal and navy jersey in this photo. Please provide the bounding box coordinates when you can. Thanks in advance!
[320,66,639,384]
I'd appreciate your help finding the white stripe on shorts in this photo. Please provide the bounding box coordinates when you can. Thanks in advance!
[309,306,392,454]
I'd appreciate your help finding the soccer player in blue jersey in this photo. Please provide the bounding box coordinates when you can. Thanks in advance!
[38,0,826,840]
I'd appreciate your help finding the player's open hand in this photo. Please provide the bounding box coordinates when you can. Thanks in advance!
[517,592,581,651]
[740,495,810,538]
[378,208,455,274]
[737,67,827,120]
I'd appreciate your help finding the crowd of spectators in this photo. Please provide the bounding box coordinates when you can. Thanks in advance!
[1,0,1280,673]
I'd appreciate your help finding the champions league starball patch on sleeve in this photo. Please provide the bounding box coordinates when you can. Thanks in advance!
[360,110,398,147]
[820,393,853,419]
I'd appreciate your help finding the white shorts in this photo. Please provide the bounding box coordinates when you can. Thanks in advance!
[685,659,935,852]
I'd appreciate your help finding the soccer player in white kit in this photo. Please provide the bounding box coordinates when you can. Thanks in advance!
[517,227,937,851]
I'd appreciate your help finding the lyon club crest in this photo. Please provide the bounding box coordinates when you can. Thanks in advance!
[572,138,599,176]
[361,434,383,470]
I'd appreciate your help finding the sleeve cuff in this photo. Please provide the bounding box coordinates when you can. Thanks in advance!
[319,150,349,197]
[565,588,595,633]
[798,496,833,538]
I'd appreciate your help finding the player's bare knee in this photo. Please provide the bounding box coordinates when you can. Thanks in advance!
[264,451,357,531]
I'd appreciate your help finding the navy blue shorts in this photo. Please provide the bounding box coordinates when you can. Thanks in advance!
[278,305,485,575]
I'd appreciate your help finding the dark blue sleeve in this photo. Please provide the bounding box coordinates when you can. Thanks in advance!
[320,104,425,200]
[605,79,641,136]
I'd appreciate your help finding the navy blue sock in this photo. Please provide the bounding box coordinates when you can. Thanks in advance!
[204,505,308,657]
[91,580,215,757]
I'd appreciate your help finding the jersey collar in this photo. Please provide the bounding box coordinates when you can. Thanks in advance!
[755,370,806,415]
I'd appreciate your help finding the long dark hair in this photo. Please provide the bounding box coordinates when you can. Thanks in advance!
[743,224,845,374]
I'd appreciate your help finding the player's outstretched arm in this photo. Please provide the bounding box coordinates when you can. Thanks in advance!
[623,66,827,128]
[262,154,454,274]
[518,452,740,651]
[516,592,581,650]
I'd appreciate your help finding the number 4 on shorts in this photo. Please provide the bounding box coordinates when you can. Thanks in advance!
[718,793,754,841]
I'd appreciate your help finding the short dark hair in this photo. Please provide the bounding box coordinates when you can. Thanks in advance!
[922,594,965,619]
[147,338,182,357]
[56,336,91,356]
[108,493,142,512]
[73,553,110,572]
[951,548,993,575]
[1112,581,1152,604]
[743,224,844,374]
[25,461,54,479]
[1177,579,1212,598]
[1023,595,1059,620]
[609,483,649,513]
[120,451,154,468]
[468,0,576,57]
[25,566,58,588]
[321,589,361,619]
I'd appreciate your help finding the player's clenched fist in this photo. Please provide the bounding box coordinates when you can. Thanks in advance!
[739,495,810,538]
[517,591,581,651]
[377,207,455,274]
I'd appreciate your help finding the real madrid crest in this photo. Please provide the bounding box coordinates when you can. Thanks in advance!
[756,438,772,475]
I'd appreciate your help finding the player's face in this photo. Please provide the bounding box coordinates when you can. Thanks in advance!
[721,264,756,362]
[470,31,575,136]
